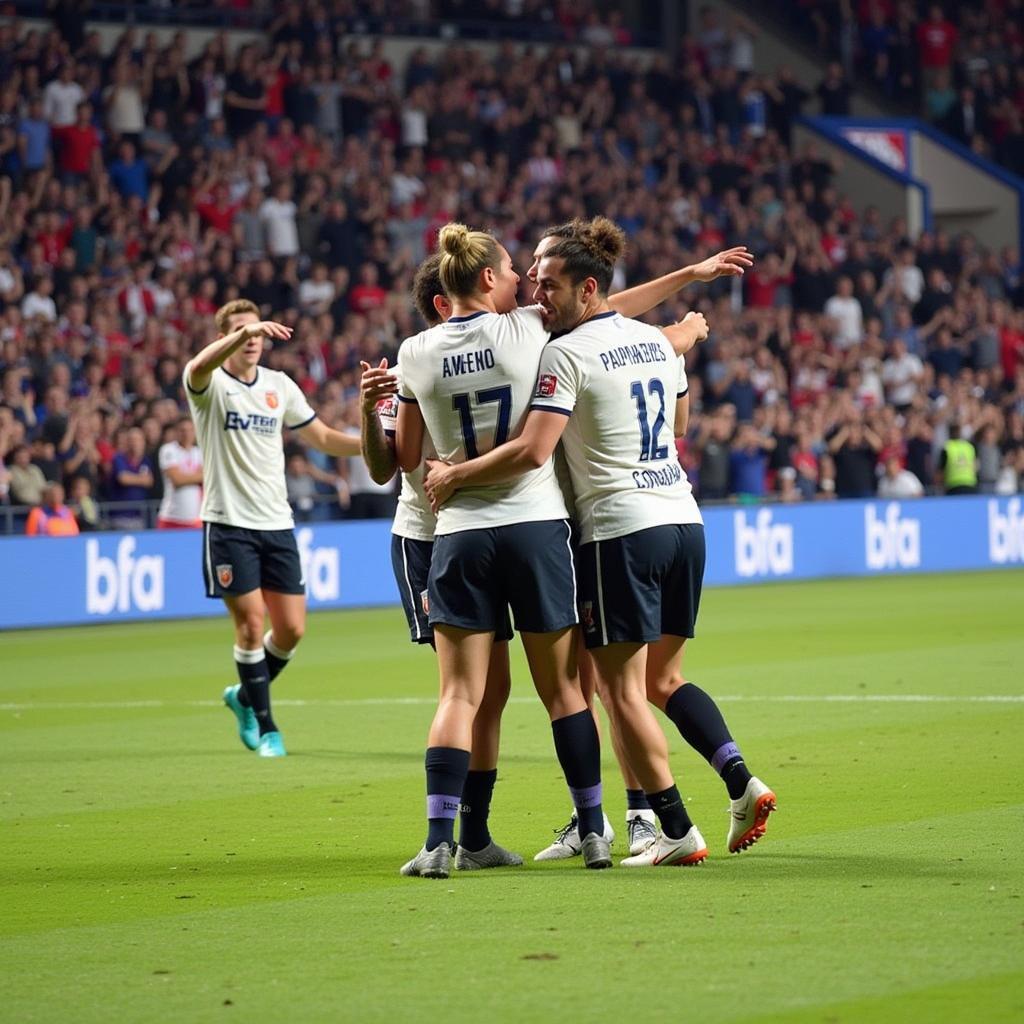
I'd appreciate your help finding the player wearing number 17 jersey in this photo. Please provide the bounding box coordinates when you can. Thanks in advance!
[426,219,776,862]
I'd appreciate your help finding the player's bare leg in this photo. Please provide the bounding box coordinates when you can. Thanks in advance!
[591,642,707,867]
[222,590,285,756]
[402,626,491,878]
[455,640,523,870]
[646,636,776,854]
[520,628,610,868]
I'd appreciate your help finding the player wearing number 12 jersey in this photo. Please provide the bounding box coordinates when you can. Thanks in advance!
[426,219,776,862]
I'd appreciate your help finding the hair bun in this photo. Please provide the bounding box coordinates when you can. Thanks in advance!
[438,223,471,257]
[583,216,626,263]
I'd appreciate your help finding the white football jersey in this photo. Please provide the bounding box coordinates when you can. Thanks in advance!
[532,310,702,544]
[157,440,203,523]
[397,306,568,535]
[185,365,316,530]
[377,388,436,542]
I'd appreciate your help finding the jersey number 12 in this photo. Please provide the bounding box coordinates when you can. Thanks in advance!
[452,385,512,459]
[630,378,669,462]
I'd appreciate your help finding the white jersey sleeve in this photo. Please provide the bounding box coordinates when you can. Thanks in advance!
[282,375,316,429]
[377,383,437,542]
[396,307,567,535]
[677,354,689,397]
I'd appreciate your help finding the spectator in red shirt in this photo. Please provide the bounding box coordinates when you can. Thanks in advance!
[195,181,240,235]
[916,5,957,84]
[57,102,101,181]
[745,247,796,309]
[348,262,387,314]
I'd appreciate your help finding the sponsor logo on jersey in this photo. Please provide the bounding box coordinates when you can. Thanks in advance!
[86,537,165,615]
[536,373,558,398]
[989,497,1024,564]
[734,510,793,578]
[224,410,278,435]
[217,563,234,587]
[265,390,279,409]
[864,503,920,570]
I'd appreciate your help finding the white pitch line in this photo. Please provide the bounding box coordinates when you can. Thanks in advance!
[1,694,1023,712]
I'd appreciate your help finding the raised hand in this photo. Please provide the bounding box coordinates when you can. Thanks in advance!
[243,321,293,342]
[689,246,754,282]
[683,310,709,342]
[359,358,399,414]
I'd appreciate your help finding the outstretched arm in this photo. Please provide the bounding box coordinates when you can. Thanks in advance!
[185,320,292,393]
[423,411,568,511]
[660,311,709,357]
[296,418,362,458]
[608,247,752,318]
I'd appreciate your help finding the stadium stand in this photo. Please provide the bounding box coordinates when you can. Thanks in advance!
[0,2,1022,534]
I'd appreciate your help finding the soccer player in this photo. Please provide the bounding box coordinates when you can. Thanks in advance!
[358,254,524,872]
[185,299,363,757]
[425,219,776,863]
[394,225,617,878]
[157,417,203,529]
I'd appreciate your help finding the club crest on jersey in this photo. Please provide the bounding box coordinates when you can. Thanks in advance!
[265,390,279,409]
[536,373,557,398]
[420,589,430,615]
[216,564,233,587]
[581,601,595,631]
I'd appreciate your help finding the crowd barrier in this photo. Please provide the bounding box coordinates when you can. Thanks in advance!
[1,495,1021,629]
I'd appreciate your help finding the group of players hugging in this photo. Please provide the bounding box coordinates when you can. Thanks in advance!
[183,215,775,877]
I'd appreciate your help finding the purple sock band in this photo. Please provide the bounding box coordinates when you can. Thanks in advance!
[426,794,461,819]
[570,783,603,810]
[711,741,741,774]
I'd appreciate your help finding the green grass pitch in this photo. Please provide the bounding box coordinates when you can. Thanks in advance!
[3,570,1023,1023]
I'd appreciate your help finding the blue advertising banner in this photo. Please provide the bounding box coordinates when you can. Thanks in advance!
[1,496,1022,630]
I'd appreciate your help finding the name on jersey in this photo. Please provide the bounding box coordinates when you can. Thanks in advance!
[633,462,682,489]
[224,410,278,435]
[599,341,667,373]
[442,349,495,377]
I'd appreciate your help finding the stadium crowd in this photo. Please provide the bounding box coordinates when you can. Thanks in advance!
[763,0,1024,175]
[0,6,1023,534]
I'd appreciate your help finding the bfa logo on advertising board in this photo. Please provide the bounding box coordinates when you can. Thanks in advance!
[86,537,165,615]
[989,498,1024,564]
[864,503,921,571]
[296,528,340,602]
[734,510,794,578]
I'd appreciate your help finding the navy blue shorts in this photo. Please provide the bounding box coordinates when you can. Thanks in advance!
[391,534,514,645]
[577,524,705,649]
[202,522,305,599]
[428,519,578,635]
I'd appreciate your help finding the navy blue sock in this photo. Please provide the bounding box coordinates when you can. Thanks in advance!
[664,683,752,799]
[626,788,651,811]
[459,769,497,852]
[647,785,693,840]
[234,646,276,735]
[550,710,604,840]
[263,631,294,682]
[425,746,470,851]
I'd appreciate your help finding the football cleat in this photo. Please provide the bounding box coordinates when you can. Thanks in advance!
[454,841,524,871]
[400,843,451,879]
[620,826,708,867]
[728,777,777,853]
[626,810,658,855]
[533,813,615,861]
[223,684,259,751]
[256,731,287,758]
[581,833,613,869]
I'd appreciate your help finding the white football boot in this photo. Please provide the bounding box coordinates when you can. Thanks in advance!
[625,810,658,855]
[620,825,708,867]
[727,777,777,854]
[533,812,615,861]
